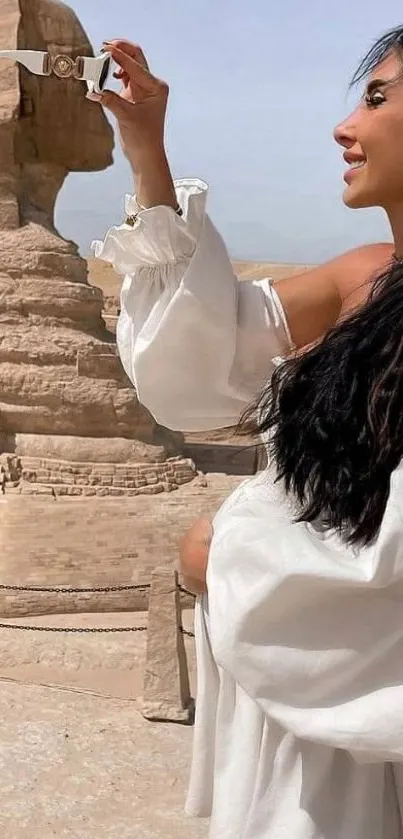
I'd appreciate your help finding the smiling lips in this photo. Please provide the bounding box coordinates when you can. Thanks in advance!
[343,153,367,184]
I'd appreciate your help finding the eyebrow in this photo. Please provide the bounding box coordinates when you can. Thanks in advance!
[366,78,388,94]
[365,75,403,96]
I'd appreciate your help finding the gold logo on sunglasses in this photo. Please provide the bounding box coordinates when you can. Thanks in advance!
[52,55,75,78]
[50,55,85,80]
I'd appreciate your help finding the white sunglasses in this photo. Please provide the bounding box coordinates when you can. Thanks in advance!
[0,49,112,95]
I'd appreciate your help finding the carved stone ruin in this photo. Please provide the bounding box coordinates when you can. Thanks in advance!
[0,0,196,494]
[141,567,194,724]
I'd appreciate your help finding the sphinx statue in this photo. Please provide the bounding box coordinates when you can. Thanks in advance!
[0,0,183,467]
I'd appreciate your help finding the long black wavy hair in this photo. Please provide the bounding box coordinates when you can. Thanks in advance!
[240,27,403,547]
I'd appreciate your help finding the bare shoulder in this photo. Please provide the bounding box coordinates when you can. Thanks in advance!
[274,242,394,348]
[337,242,393,272]
[333,242,394,313]
[303,241,393,286]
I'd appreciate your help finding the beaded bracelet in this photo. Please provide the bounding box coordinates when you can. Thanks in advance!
[125,200,183,227]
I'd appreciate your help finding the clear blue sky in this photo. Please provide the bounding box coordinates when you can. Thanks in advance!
[56,0,403,263]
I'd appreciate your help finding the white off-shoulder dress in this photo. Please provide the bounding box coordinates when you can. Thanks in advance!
[93,180,403,838]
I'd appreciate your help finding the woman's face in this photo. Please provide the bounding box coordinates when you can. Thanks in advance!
[334,51,403,210]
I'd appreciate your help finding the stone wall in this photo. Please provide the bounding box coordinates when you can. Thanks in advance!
[76,346,127,381]
[0,474,241,605]
[0,453,197,497]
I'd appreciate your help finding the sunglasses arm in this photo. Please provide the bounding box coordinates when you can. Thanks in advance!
[0,50,51,75]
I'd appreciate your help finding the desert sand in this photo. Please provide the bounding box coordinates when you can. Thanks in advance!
[87,256,313,303]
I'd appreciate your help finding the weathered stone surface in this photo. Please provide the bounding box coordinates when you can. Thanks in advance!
[0,472,241,645]
[142,567,193,724]
[0,451,196,496]
[0,0,183,467]
[0,474,241,609]
[0,432,182,463]
[0,681,209,839]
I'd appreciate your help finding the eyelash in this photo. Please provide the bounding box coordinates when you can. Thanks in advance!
[365,91,386,109]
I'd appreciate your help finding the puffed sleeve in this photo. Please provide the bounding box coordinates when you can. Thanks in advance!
[92,179,292,432]
[206,465,403,763]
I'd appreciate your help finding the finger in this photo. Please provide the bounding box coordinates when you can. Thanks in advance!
[103,39,150,70]
[96,89,132,117]
[104,43,152,81]
[113,67,131,90]
[102,43,159,93]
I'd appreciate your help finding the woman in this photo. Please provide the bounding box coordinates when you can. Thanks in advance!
[92,28,403,838]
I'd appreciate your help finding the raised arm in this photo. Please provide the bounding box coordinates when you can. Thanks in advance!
[94,40,393,431]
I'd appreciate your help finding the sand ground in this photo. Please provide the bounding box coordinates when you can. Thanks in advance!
[0,606,205,839]
[0,679,208,839]
[0,480,233,838]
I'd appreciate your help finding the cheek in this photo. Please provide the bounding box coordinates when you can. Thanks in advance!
[377,148,403,193]
[367,120,403,178]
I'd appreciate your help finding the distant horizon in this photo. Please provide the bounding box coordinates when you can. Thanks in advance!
[87,253,317,267]
[56,0,399,265]
[87,251,318,303]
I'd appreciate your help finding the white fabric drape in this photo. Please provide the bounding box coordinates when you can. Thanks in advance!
[185,468,403,837]
[93,181,403,837]
[92,179,292,431]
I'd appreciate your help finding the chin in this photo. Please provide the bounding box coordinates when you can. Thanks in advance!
[342,186,374,210]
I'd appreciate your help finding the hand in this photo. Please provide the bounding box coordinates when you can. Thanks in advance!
[179,518,213,595]
[97,40,169,166]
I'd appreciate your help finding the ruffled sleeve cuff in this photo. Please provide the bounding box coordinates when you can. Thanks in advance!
[91,178,208,275]
[91,176,293,431]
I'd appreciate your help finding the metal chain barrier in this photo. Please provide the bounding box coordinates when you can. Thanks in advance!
[0,581,195,636]
[0,623,147,634]
[178,584,196,637]
[177,584,196,598]
[0,583,150,594]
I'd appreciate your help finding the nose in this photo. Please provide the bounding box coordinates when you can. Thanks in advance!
[333,111,357,149]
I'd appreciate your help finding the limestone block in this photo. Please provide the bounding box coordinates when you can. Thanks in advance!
[54,486,68,496]
[6,435,180,464]
[141,567,193,724]
[139,485,164,496]
[76,348,129,382]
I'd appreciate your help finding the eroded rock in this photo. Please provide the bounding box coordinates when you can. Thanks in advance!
[0,0,186,472]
